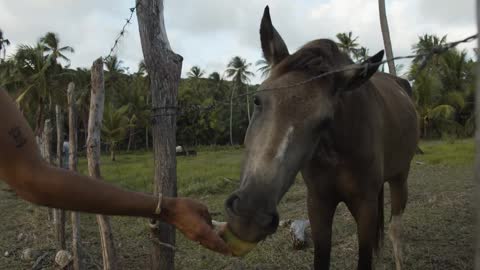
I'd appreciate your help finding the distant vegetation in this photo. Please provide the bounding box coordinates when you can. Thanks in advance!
[0,30,476,155]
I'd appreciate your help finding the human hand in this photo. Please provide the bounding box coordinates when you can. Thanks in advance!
[166,198,231,255]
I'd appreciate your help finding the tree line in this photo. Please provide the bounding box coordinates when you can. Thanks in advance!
[0,30,476,159]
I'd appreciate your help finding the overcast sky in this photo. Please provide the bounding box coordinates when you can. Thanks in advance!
[0,0,476,83]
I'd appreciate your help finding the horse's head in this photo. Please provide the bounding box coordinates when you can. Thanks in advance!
[225,6,384,242]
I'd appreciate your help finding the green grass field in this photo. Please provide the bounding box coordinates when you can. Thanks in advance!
[0,140,475,269]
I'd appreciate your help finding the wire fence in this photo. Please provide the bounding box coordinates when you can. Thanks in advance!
[104,2,141,63]
[95,4,478,147]
[148,33,478,123]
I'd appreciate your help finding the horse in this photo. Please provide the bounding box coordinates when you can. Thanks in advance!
[224,6,418,270]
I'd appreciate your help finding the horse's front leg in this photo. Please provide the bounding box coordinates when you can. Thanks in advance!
[349,198,380,270]
[307,190,338,270]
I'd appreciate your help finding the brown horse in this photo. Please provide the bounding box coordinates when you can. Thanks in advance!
[224,6,418,270]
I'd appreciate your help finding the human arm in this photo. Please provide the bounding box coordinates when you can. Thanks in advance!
[0,88,229,254]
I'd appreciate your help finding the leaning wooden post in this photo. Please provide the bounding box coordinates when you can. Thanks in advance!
[87,58,119,270]
[137,1,183,269]
[378,0,396,76]
[54,104,67,250]
[67,82,84,270]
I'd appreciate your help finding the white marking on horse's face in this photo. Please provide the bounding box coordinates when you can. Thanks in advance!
[275,126,294,160]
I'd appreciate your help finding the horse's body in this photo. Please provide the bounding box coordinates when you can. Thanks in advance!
[225,7,418,270]
[303,70,417,270]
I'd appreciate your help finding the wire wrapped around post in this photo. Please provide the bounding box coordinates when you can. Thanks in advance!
[150,106,179,125]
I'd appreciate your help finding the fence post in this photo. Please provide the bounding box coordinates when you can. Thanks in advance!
[67,82,84,270]
[475,0,480,268]
[54,104,67,250]
[40,119,54,221]
[87,58,119,270]
[136,1,183,269]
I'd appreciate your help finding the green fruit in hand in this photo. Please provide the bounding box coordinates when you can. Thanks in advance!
[213,221,257,257]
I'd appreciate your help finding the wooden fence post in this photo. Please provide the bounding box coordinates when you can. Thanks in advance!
[42,119,53,164]
[67,82,84,270]
[41,119,54,221]
[87,58,119,270]
[54,104,67,250]
[137,1,183,269]
[475,0,480,268]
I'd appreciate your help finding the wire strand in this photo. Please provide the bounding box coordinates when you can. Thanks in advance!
[104,2,141,63]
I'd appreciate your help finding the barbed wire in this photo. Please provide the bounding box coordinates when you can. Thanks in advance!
[99,13,477,144]
[235,33,478,98]
[147,32,478,123]
[104,2,141,63]
[99,5,477,126]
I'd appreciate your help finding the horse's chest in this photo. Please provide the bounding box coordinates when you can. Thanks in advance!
[335,167,363,199]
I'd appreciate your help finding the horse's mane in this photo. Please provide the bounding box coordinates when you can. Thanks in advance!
[276,39,354,76]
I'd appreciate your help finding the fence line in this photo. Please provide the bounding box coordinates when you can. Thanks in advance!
[104,2,141,62]
[99,7,478,146]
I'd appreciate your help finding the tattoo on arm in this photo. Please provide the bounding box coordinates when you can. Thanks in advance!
[8,126,27,148]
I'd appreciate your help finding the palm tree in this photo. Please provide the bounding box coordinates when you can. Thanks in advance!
[412,34,447,65]
[72,68,92,142]
[336,32,359,59]
[104,55,125,74]
[208,72,221,82]
[378,0,396,75]
[356,47,370,62]
[0,59,18,90]
[256,59,271,78]
[423,105,458,137]
[187,66,205,93]
[225,56,254,145]
[102,103,131,161]
[40,32,74,65]
[439,49,469,93]
[410,36,473,138]
[115,74,150,152]
[0,29,11,61]
[138,59,147,76]
[14,43,54,135]
[187,66,204,78]
[104,55,125,102]
[135,60,152,149]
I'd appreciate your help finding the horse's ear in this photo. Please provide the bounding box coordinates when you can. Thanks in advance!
[336,50,384,92]
[260,6,290,66]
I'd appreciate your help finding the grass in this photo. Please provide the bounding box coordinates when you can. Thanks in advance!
[0,139,475,269]
[416,139,474,166]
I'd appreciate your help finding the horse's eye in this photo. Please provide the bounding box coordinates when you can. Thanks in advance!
[254,96,261,106]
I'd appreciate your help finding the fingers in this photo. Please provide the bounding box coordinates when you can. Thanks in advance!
[200,208,213,227]
[197,226,231,256]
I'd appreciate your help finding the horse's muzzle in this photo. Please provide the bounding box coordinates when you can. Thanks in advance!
[225,191,280,243]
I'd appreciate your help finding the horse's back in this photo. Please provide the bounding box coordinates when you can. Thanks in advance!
[371,73,419,179]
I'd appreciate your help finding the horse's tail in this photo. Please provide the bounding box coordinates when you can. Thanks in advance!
[374,185,385,255]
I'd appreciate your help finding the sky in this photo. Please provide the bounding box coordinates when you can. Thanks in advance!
[0,0,477,84]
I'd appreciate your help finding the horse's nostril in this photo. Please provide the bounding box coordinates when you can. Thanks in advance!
[226,194,241,215]
[255,212,280,231]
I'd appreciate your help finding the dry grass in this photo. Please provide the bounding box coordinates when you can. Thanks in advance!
[0,139,475,269]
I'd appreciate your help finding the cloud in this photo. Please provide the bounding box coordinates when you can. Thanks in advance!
[0,0,476,83]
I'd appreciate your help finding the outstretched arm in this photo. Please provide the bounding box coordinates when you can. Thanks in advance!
[0,88,229,254]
